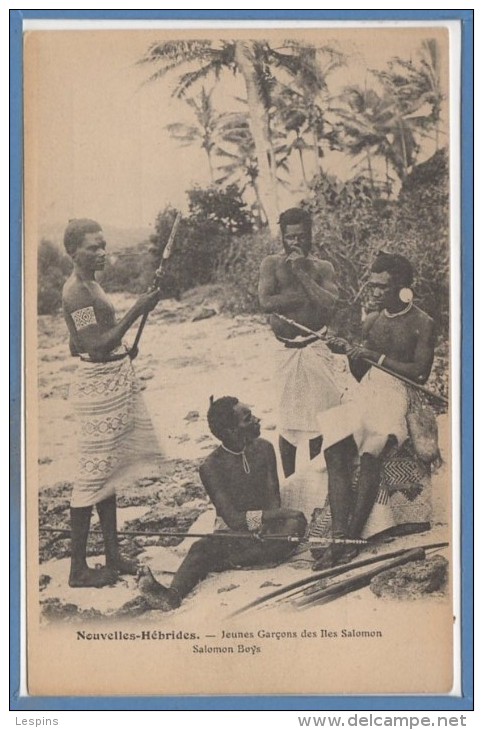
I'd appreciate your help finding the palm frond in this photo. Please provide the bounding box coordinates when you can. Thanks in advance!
[138,40,212,66]
[174,63,221,98]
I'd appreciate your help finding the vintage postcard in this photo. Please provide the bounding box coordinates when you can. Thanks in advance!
[20,18,463,699]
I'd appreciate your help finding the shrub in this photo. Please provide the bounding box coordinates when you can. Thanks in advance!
[37,239,72,314]
[148,186,255,295]
[99,245,152,294]
[395,148,449,333]
[305,149,449,338]
[216,228,274,313]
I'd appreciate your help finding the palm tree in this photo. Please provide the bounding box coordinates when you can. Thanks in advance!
[213,112,264,221]
[232,41,279,232]
[165,87,221,182]
[335,84,419,190]
[372,39,444,152]
[139,38,340,235]
[271,43,346,176]
[418,39,444,149]
[139,39,279,233]
[214,111,291,224]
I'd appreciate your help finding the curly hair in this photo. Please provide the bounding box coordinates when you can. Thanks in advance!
[63,218,102,256]
[279,207,312,243]
[207,396,239,441]
[371,252,414,288]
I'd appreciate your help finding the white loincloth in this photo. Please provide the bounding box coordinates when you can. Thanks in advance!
[275,339,350,448]
[317,367,409,456]
[282,369,430,541]
[280,457,328,522]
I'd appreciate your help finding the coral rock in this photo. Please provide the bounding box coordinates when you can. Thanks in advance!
[370,555,448,599]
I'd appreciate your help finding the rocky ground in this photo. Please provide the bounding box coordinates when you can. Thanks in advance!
[37,288,451,625]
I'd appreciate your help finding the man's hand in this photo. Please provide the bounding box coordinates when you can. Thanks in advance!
[326,336,351,355]
[154,270,180,300]
[134,289,162,316]
[262,508,303,522]
[347,345,379,363]
[285,246,305,270]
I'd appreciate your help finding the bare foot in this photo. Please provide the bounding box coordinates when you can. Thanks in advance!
[311,544,359,571]
[136,566,181,611]
[69,566,118,588]
[107,556,139,576]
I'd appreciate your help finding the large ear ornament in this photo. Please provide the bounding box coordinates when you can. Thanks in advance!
[399,288,413,304]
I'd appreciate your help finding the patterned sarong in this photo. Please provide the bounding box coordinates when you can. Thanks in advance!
[275,339,350,447]
[305,440,432,540]
[310,367,432,538]
[70,354,162,508]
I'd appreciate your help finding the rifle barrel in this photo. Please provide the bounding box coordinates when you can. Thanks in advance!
[131,211,181,353]
[274,313,448,406]
[39,526,371,545]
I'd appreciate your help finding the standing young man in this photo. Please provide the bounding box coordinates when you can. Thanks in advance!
[258,207,344,477]
[62,218,164,587]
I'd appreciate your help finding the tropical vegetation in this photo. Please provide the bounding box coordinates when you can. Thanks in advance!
[38,36,449,343]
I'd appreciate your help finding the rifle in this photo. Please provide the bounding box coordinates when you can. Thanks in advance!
[130,211,181,355]
[39,525,376,546]
[274,313,448,407]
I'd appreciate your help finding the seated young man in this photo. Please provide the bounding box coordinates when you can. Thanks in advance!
[314,252,437,569]
[137,396,307,611]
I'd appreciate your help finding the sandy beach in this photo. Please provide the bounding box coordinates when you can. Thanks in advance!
[36,290,451,624]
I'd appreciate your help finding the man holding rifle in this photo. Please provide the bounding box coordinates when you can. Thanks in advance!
[62,218,170,588]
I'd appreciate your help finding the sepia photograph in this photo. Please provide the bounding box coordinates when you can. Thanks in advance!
[19,17,464,700]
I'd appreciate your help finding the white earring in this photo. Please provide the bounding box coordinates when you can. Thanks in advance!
[399,288,413,304]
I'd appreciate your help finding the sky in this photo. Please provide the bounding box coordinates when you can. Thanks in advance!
[24,25,449,235]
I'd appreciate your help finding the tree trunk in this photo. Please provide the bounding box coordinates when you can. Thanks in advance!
[298,147,308,187]
[234,41,279,236]
[251,176,268,225]
[312,127,322,175]
[205,148,215,184]
[366,147,375,194]
[398,119,408,180]
[296,133,308,187]
[385,155,391,199]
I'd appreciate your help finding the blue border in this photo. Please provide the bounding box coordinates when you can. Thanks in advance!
[10,8,474,712]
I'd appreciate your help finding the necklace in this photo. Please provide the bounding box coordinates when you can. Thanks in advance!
[383,301,413,318]
[221,444,251,474]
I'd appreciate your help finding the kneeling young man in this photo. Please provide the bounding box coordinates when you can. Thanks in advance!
[138,396,307,610]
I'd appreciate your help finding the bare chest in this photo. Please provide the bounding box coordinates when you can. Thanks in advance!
[367,314,420,361]
[274,259,318,291]
[79,282,116,327]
